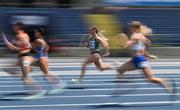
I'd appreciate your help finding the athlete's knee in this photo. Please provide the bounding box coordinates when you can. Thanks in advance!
[21,60,30,67]
[117,67,125,74]
[99,65,108,71]
[82,63,88,69]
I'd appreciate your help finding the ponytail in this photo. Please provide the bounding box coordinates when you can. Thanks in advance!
[140,24,153,36]
[91,26,110,56]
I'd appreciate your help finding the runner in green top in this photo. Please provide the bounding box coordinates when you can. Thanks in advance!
[89,35,100,52]
[72,26,113,83]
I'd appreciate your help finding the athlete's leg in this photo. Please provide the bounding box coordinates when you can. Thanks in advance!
[142,67,171,93]
[2,61,21,75]
[79,54,96,82]
[117,61,137,77]
[38,57,65,94]
[94,54,113,71]
[38,57,59,85]
[21,56,42,93]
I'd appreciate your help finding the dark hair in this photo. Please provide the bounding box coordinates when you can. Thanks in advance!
[14,22,26,31]
[35,27,45,36]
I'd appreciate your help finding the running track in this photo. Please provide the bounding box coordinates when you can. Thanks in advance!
[0,58,179,110]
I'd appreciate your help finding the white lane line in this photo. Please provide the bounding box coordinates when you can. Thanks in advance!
[0,87,179,92]
[0,80,180,86]
[0,69,179,76]
[2,93,180,99]
[0,63,180,67]
[0,100,180,108]
[0,76,180,81]
[0,74,179,79]
[1,63,180,66]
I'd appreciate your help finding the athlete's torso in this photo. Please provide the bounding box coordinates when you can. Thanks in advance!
[15,33,31,54]
[130,32,146,56]
[89,36,100,53]
[33,39,47,59]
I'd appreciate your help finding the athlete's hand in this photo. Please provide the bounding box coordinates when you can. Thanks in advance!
[1,32,7,42]
[1,32,6,38]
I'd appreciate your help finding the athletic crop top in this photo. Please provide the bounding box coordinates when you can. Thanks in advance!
[131,33,145,51]
[131,40,145,51]
[89,36,100,51]
[34,42,46,54]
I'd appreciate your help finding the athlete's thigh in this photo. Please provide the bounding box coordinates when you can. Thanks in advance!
[118,61,137,71]
[20,56,34,66]
[142,67,154,79]
[38,57,49,70]
[84,54,98,64]
[38,58,49,74]
[94,56,103,69]
[39,57,48,65]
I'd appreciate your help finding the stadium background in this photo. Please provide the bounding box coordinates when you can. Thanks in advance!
[0,0,180,57]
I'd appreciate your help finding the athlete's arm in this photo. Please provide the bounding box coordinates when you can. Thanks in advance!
[123,40,136,48]
[123,34,138,48]
[45,43,49,53]
[144,38,151,46]
[94,34,105,44]
[82,40,89,47]
[2,32,20,51]
[31,39,42,53]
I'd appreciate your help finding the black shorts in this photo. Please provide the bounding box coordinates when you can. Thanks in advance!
[18,52,31,58]
[91,51,101,55]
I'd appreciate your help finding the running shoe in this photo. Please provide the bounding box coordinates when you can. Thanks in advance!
[168,78,177,101]
[72,79,81,84]
[47,80,66,95]
[22,90,46,100]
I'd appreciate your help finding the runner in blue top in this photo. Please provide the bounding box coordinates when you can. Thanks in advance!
[32,28,65,94]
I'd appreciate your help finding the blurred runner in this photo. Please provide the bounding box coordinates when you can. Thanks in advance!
[72,26,113,83]
[2,22,46,98]
[32,28,65,94]
[116,21,176,94]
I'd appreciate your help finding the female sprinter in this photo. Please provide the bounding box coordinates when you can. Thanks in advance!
[116,21,175,94]
[72,26,113,83]
[32,28,65,94]
[2,22,45,98]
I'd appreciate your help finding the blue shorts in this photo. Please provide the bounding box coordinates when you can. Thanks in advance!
[132,55,149,69]
[34,53,47,60]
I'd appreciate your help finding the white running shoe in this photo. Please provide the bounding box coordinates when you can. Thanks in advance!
[22,90,46,100]
[47,81,66,95]
[72,79,81,84]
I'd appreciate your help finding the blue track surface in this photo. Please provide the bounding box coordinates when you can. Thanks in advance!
[0,58,179,110]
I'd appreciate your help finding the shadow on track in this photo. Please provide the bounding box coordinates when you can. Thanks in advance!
[0,92,30,101]
[86,103,173,109]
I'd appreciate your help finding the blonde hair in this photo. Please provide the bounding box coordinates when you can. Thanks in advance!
[140,24,153,36]
[129,21,153,36]
[90,26,109,56]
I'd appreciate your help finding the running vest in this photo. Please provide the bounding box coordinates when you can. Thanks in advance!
[131,40,145,51]
[131,33,145,51]
[34,40,46,54]
[89,37,100,51]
